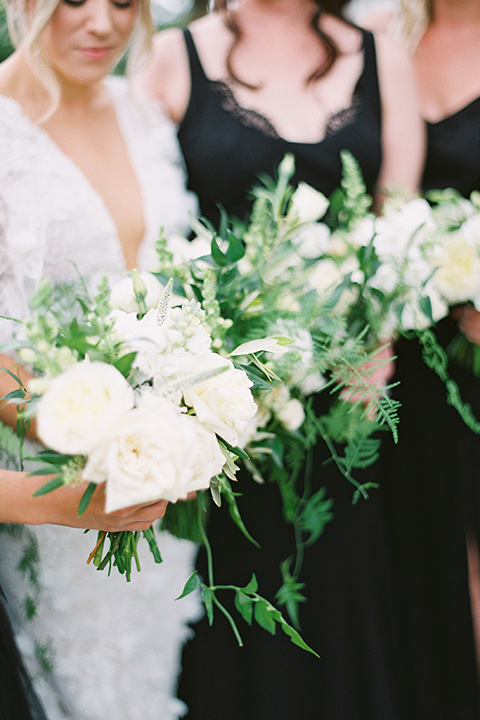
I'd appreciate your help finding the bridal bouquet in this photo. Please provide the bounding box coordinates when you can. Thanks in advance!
[4,272,320,654]
[296,152,480,429]
[151,155,404,630]
[8,276,258,578]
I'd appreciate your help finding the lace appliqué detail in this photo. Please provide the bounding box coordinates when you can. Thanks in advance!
[325,94,361,137]
[210,79,361,142]
[211,80,281,138]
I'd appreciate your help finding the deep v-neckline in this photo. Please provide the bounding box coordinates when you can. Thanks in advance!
[0,81,146,268]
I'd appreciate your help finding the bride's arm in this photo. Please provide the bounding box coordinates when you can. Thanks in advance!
[1,360,168,531]
[0,469,168,530]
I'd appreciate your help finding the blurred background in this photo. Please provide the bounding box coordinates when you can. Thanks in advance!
[0,0,391,64]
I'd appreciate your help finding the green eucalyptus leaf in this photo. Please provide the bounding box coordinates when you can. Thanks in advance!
[32,476,65,496]
[78,482,97,516]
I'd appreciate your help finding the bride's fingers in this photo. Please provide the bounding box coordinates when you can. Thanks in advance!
[111,499,169,522]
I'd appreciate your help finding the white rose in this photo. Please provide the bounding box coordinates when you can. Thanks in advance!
[432,233,480,304]
[293,222,331,258]
[182,353,257,446]
[36,361,134,455]
[276,398,305,431]
[400,288,448,331]
[110,272,164,313]
[290,183,329,223]
[82,394,225,512]
[368,263,399,295]
[167,233,212,265]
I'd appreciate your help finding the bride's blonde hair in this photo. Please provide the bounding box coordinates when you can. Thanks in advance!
[390,0,433,51]
[4,0,153,118]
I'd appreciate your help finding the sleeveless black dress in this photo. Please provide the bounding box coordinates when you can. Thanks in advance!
[378,101,480,720]
[177,27,404,720]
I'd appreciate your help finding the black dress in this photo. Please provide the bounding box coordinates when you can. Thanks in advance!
[0,584,48,720]
[379,101,480,720]
[177,27,404,720]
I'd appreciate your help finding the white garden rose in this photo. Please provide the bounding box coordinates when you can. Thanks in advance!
[432,233,480,304]
[110,272,164,314]
[290,182,329,223]
[276,398,305,432]
[36,361,134,456]
[182,353,257,446]
[82,394,225,512]
[292,222,331,258]
[167,233,212,265]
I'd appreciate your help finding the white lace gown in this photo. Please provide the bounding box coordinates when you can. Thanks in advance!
[0,77,203,720]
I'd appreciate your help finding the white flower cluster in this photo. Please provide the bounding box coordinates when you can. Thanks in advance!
[296,192,480,343]
[33,293,257,513]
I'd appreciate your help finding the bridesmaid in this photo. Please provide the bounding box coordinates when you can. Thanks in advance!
[138,1,424,718]
[364,0,480,717]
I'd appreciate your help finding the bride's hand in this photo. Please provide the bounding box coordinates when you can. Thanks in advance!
[0,470,168,531]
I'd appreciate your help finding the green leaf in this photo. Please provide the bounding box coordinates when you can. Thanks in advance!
[28,449,74,465]
[234,591,254,625]
[2,389,26,401]
[0,366,24,387]
[298,487,334,546]
[177,571,201,600]
[202,585,215,625]
[113,352,137,378]
[243,574,259,595]
[210,236,229,267]
[32,476,65,496]
[278,616,320,657]
[226,230,245,262]
[78,482,96,516]
[253,599,276,635]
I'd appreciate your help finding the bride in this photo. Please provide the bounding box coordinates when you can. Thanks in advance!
[0,0,202,718]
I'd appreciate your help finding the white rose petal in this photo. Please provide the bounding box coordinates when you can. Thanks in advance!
[82,394,225,512]
[110,272,164,314]
[276,398,305,431]
[182,354,257,446]
[290,183,329,223]
[432,234,480,304]
[36,361,134,455]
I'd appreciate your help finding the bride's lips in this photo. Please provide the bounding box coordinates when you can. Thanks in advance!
[78,47,113,60]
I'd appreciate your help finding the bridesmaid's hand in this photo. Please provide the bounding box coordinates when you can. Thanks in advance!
[452,304,480,345]
[340,342,395,417]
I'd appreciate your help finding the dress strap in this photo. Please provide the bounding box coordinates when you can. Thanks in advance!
[182,28,209,85]
[357,28,382,127]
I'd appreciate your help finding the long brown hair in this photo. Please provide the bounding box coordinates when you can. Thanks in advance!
[213,0,354,89]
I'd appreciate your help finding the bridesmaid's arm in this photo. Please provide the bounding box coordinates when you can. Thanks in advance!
[373,33,426,207]
[135,27,191,125]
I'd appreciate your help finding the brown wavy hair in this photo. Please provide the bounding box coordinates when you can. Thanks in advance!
[212,0,354,89]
